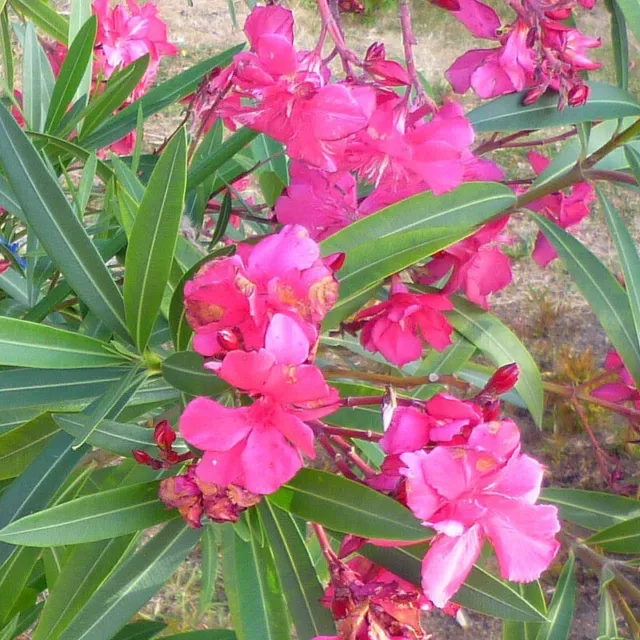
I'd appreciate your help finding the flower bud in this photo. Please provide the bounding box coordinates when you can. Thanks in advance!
[324,251,346,272]
[568,83,589,107]
[154,420,177,452]
[428,0,461,10]
[217,328,241,351]
[484,363,519,395]
[523,86,545,105]
[365,42,386,63]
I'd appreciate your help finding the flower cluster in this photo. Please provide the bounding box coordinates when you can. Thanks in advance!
[443,0,601,107]
[178,225,340,497]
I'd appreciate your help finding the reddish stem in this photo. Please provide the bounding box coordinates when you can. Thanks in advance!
[572,397,614,484]
[330,435,377,475]
[312,421,383,442]
[312,522,339,566]
[317,432,361,481]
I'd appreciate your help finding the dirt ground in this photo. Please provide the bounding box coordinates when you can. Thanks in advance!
[51,0,640,636]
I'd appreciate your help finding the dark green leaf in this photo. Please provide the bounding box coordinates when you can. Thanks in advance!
[260,500,335,639]
[45,16,96,132]
[221,523,291,640]
[258,171,285,208]
[0,102,130,339]
[10,0,69,43]
[110,621,167,640]
[610,0,640,43]
[0,481,177,546]
[503,582,547,640]
[469,83,640,133]
[163,632,237,639]
[82,46,243,151]
[124,129,187,350]
[162,351,228,397]
[210,189,232,247]
[0,317,125,368]
[23,22,54,132]
[321,182,515,256]
[534,214,640,386]
[270,469,428,541]
[586,515,640,553]
[535,553,576,640]
[605,0,629,90]
[0,7,13,92]
[199,526,219,614]
[56,520,200,640]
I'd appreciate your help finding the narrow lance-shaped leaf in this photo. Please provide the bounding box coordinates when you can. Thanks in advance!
[605,0,629,90]
[0,317,127,368]
[56,520,200,640]
[259,500,336,639]
[0,102,130,339]
[270,469,429,541]
[23,23,51,132]
[534,214,640,386]
[9,0,69,43]
[0,6,13,92]
[534,552,576,640]
[124,128,187,350]
[162,351,229,397]
[0,481,178,547]
[45,15,97,132]
[585,514,640,553]
[199,526,219,615]
[69,0,93,109]
[111,621,168,640]
[221,521,291,640]
[610,0,640,44]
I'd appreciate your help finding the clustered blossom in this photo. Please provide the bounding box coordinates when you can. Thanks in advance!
[524,151,596,267]
[178,225,340,498]
[442,0,601,107]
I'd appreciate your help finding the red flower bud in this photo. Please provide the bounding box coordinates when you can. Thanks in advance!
[484,363,520,395]
[132,449,162,469]
[325,251,346,272]
[568,83,589,107]
[428,0,460,10]
[365,42,386,63]
[217,328,241,351]
[154,420,177,452]
[523,86,545,105]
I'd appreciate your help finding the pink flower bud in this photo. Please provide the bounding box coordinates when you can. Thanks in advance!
[154,420,177,452]
[132,449,154,466]
[523,86,545,105]
[324,251,346,272]
[217,328,241,351]
[484,363,520,395]
[568,83,589,107]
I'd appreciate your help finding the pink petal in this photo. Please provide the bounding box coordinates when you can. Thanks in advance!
[179,397,252,451]
[528,151,550,176]
[265,313,311,365]
[247,225,319,276]
[244,5,294,51]
[591,382,636,403]
[380,406,432,454]
[480,497,560,582]
[491,453,544,503]
[400,450,443,521]
[468,419,521,463]
[368,318,424,367]
[427,394,481,423]
[421,525,484,607]
[446,48,495,94]
[450,0,501,40]
[241,423,303,494]
[256,34,298,76]
[195,445,245,486]
[216,349,276,394]
[532,232,558,267]
[272,404,316,458]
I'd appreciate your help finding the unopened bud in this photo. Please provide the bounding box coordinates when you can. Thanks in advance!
[154,420,177,452]
[217,328,241,351]
[428,0,461,9]
[132,449,162,470]
[523,86,545,105]
[568,83,589,107]
[365,42,386,63]
[325,251,346,272]
[484,363,519,395]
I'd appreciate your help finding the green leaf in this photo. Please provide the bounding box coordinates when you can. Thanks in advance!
[0,317,126,368]
[324,227,470,330]
[0,432,87,569]
[162,351,228,397]
[625,144,640,183]
[0,481,177,547]
[534,214,640,386]
[258,171,285,208]
[45,15,96,133]
[503,583,547,640]
[360,542,548,622]
[469,83,640,133]
[610,0,640,43]
[598,189,640,348]
[0,615,17,640]
[124,129,187,350]
[447,296,544,426]
[535,552,576,640]
[0,413,59,480]
[0,546,41,627]
[56,520,200,640]
[210,189,233,246]
[605,0,629,90]
[0,7,14,92]
[540,488,640,531]
[270,469,429,541]
[168,245,236,352]
[23,22,54,132]
[586,515,640,553]
[69,0,93,109]
[163,632,236,639]
[111,621,167,640]
[221,522,291,640]
[53,413,167,458]
[75,55,149,139]
[199,526,219,614]
[187,127,259,192]
[259,500,335,639]
[82,46,243,151]
[251,133,287,184]
[321,182,515,256]
[0,367,127,411]
[10,0,69,43]
[0,102,130,339]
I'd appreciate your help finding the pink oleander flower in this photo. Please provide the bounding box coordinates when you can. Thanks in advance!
[526,151,596,267]
[179,315,337,494]
[354,277,454,367]
[363,42,412,86]
[381,394,482,454]
[275,162,361,240]
[417,217,512,309]
[184,225,340,359]
[0,261,9,276]
[214,5,375,172]
[93,0,178,99]
[401,420,560,607]
[344,97,494,196]
[592,350,640,409]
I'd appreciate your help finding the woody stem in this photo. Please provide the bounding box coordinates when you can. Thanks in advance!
[329,435,377,475]
[571,397,613,484]
[312,522,340,566]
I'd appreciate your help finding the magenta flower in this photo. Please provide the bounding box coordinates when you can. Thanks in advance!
[526,151,596,267]
[354,278,454,367]
[93,0,178,99]
[184,225,339,359]
[592,350,640,408]
[400,420,560,607]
